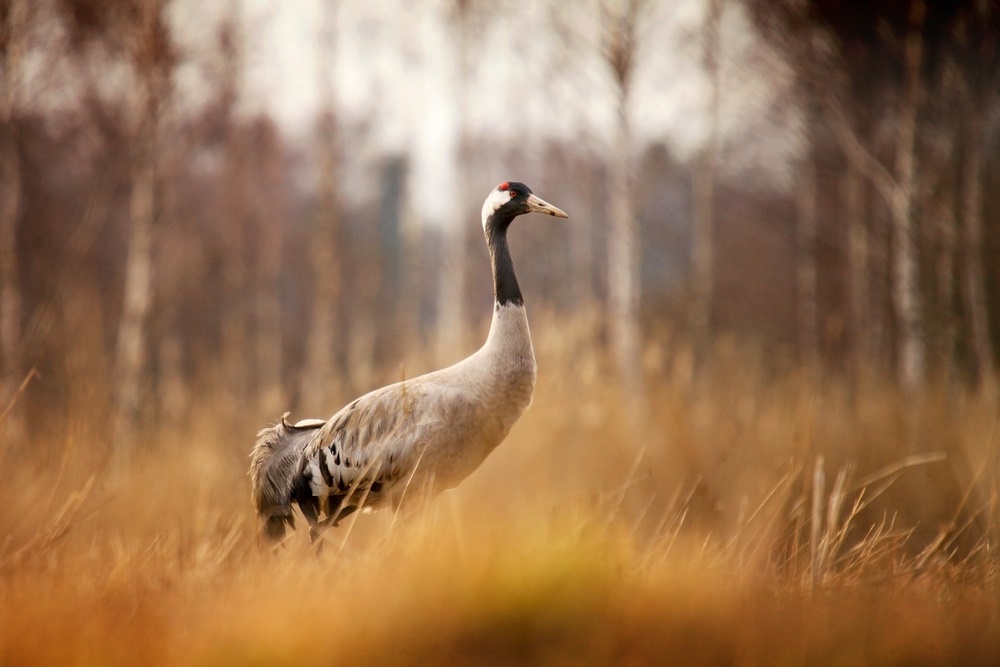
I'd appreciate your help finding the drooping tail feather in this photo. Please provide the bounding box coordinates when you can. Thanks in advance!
[249,413,323,542]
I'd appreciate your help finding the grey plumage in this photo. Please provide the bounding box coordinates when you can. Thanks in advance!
[249,182,567,542]
[250,415,324,540]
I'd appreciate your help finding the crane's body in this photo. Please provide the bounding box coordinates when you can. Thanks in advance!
[250,182,567,542]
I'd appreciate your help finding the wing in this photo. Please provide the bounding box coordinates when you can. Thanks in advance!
[295,378,460,522]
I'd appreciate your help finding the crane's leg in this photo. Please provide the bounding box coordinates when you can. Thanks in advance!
[327,504,358,527]
[307,500,361,554]
[306,508,329,555]
[308,526,325,554]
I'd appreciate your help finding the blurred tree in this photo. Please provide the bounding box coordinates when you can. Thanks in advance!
[690,0,720,375]
[70,0,176,468]
[216,8,252,416]
[119,0,173,466]
[890,0,928,393]
[951,2,1000,395]
[298,114,343,410]
[842,156,870,374]
[543,6,601,320]
[436,0,479,364]
[794,33,820,372]
[742,0,991,391]
[152,111,190,433]
[251,117,287,417]
[0,0,28,446]
[920,72,959,382]
[10,0,996,460]
[397,170,426,360]
[375,156,406,368]
[567,150,600,316]
[299,0,351,413]
[601,0,647,396]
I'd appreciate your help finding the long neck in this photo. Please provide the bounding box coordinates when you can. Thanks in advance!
[485,215,522,307]
[480,213,536,402]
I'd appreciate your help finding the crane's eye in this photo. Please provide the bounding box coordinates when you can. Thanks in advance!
[508,189,517,198]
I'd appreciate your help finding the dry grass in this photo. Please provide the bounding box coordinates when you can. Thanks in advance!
[2,325,1000,665]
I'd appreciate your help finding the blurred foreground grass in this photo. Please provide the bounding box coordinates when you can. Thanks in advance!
[2,326,999,665]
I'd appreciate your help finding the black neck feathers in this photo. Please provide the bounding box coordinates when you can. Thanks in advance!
[485,212,522,307]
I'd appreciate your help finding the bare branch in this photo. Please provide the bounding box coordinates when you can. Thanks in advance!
[824,103,900,210]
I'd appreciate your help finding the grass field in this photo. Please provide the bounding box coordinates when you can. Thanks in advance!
[2,328,999,665]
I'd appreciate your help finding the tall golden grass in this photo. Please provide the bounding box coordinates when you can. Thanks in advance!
[2,319,999,665]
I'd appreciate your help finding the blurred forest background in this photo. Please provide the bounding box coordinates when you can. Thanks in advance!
[1,0,1000,493]
[5,1,1000,662]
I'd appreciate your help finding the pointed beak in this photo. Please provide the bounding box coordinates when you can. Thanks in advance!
[526,193,568,218]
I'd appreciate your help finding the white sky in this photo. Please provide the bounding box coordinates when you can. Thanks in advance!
[237,1,711,147]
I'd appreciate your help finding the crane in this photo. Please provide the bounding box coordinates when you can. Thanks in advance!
[249,181,568,543]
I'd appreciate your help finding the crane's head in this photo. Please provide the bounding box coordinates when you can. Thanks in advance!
[481,181,568,231]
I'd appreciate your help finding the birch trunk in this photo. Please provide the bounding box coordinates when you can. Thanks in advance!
[436,14,471,365]
[691,0,720,371]
[299,6,342,413]
[608,79,641,395]
[796,139,819,370]
[434,194,468,368]
[255,139,285,416]
[933,186,956,382]
[112,0,170,468]
[112,127,156,467]
[889,0,926,392]
[157,334,186,432]
[959,108,995,394]
[870,199,891,372]
[603,0,644,396]
[828,2,926,390]
[844,163,869,374]
[0,0,26,446]
[398,200,424,359]
[569,158,597,314]
[217,10,250,411]
[375,157,405,368]
[299,113,342,414]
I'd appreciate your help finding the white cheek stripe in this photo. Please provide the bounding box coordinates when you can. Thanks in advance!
[481,188,511,229]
